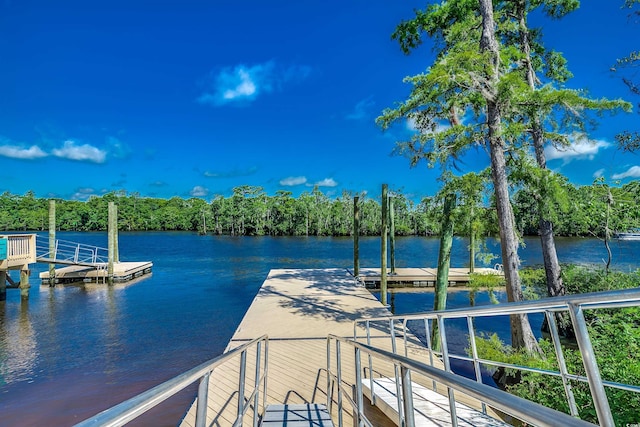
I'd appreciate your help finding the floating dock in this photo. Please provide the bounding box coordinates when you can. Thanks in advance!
[39,261,153,284]
[180,268,502,427]
[355,267,503,289]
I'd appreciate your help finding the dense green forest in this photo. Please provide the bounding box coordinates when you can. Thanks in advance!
[1,180,638,237]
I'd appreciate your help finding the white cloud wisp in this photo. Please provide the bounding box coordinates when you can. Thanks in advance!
[612,165,640,180]
[198,61,311,106]
[52,140,107,163]
[0,144,47,160]
[544,136,611,164]
[280,176,308,186]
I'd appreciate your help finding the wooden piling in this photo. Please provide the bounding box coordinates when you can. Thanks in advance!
[49,200,56,287]
[389,195,396,275]
[108,202,118,284]
[434,193,456,312]
[353,196,360,277]
[0,270,6,301]
[19,268,30,300]
[381,184,388,306]
[469,205,475,274]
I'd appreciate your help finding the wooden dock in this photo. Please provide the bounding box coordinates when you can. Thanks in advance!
[39,261,153,284]
[355,267,503,289]
[179,268,503,427]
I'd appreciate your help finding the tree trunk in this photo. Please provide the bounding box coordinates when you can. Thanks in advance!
[479,0,541,354]
[516,0,565,299]
[434,194,456,312]
[432,193,456,351]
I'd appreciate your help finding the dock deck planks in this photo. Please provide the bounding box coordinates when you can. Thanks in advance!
[38,261,153,283]
[179,268,500,427]
[355,267,503,288]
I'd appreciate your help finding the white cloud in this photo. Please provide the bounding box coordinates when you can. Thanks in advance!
[593,168,606,179]
[315,178,338,187]
[612,165,640,180]
[190,185,209,197]
[71,188,97,200]
[280,176,307,186]
[346,96,375,120]
[0,144,47,159]
[197,61,311,106]
[544,136,611,164]
[52,140,107,163]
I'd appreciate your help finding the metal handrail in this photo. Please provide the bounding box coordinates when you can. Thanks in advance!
[74,335,269,427]
[327,334,595,427]
[354,287,640,427]
[35,237,109,266]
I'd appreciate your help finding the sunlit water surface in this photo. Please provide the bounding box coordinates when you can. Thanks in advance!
[1,233,638,426]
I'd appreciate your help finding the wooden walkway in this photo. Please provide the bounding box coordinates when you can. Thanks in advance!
[38,261,153,284]
[179,268,501,427]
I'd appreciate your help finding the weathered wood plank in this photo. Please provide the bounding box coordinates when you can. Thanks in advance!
[179,268,500,427]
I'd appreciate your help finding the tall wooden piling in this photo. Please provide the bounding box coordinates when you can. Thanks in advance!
[389,195,396,275]
[380,184,388,306]
[353,196,360,277]
[49,200,56,287]
[108,202,118,284]
[469,204,475,274]
[19,268,30,300]
[435,193,456,310]
[0,270,6,301]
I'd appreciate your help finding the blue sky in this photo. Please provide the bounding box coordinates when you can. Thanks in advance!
[0,1,638,201]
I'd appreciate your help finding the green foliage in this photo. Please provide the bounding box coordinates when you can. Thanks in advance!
[474,266,640,425]
[513,180,640,237]
[1,178,639,237]
[469,272,505,291]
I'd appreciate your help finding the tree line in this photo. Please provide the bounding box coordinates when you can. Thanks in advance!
[1,179,638,237]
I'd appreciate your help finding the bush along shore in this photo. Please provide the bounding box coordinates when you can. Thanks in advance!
[470,266,640,425]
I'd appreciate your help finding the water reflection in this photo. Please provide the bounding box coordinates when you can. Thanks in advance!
[0,300,37,386]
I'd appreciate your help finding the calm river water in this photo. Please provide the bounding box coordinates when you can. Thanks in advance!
[1,233,638,426]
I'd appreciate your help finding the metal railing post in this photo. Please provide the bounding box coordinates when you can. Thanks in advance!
[336,339,343,427]
[438,314,458,427]
[327,337,332,412]
[545,311,579,417]
[403,319,409,357]
[354,347,364,427]
[237,349,247,426]
[567,303,614,427]
[424,318,437,391]
[366,320,375,405]
[400,366,415,427]
[253,341,262,427]
[390,319,404,426]
[262,338,268,416]
[466,315,486,415]
[195,372,210,427]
